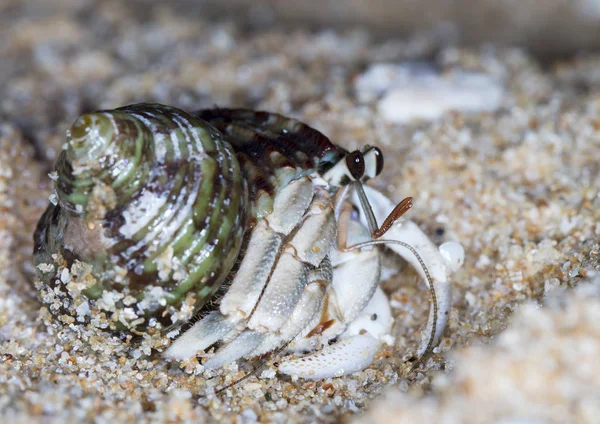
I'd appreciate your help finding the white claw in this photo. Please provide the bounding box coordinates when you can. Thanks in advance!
[279,287,392,379]
[343,286,393,340]
[278,333,382,379]
[352,186,463,357]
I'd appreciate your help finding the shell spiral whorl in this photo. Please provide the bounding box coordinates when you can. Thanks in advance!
[34,104,247,331]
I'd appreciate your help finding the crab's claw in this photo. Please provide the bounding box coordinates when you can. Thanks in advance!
[352,186,464,357]
[278,286,393,379]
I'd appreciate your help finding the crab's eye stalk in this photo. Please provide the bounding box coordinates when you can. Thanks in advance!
[373,147,384,176]
[345,150,365,180]
[362,146,384,180]
[321,150,367,186]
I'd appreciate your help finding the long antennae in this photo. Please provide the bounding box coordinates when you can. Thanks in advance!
[345,239,438,365]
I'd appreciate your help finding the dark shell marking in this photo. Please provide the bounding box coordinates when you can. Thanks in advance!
[197,108,347,219]
[33,104,347,333]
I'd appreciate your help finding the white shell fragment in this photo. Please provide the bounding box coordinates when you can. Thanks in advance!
[355,63,504,123]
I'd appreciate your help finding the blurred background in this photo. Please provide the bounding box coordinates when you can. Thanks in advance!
[3,0,600,163]
[171,0,600,57]
[5,0,600,56]
[2,2,600,422]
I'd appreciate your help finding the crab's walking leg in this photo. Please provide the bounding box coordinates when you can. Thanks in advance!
[352,186,464,357]
[246,260,331,357]
[166,178,338,366]
[164,312,235,359]
[287,200,382,355]
[198,259,331,369]
[278,286,392,379]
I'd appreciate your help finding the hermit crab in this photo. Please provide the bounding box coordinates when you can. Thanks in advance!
[33,103,464,379]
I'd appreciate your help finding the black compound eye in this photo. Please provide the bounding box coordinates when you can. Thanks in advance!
[373,147,384,176]
[345,150,365,180]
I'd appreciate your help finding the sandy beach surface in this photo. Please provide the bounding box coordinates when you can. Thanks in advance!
[1,1,599,422]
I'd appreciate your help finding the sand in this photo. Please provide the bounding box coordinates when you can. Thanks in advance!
[1,1,599,423]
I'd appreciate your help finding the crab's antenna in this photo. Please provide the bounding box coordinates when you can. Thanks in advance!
[372,197,413,239]
[345,238,438,365]
[353,182,414,239]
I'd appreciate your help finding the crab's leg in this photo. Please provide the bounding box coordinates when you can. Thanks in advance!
[246,188,336,333]
[245,258,331,358]
[203,197,378,369]
[203,258,331,368]
[203,330,266,369]
[165,177,316,359]
[168,182,337,364]
[164,312,235,359]
[203,272,327,369]
[202,201,336,366]
[286,205,382,354]
[278,286,392,379]
[352,186,464,357]
[221,177,315,324]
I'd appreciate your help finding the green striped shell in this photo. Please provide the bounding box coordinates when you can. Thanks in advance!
[33,104,247,332]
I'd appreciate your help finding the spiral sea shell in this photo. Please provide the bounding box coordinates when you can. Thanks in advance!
[34,103,345,333]
[34,104,248,331]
